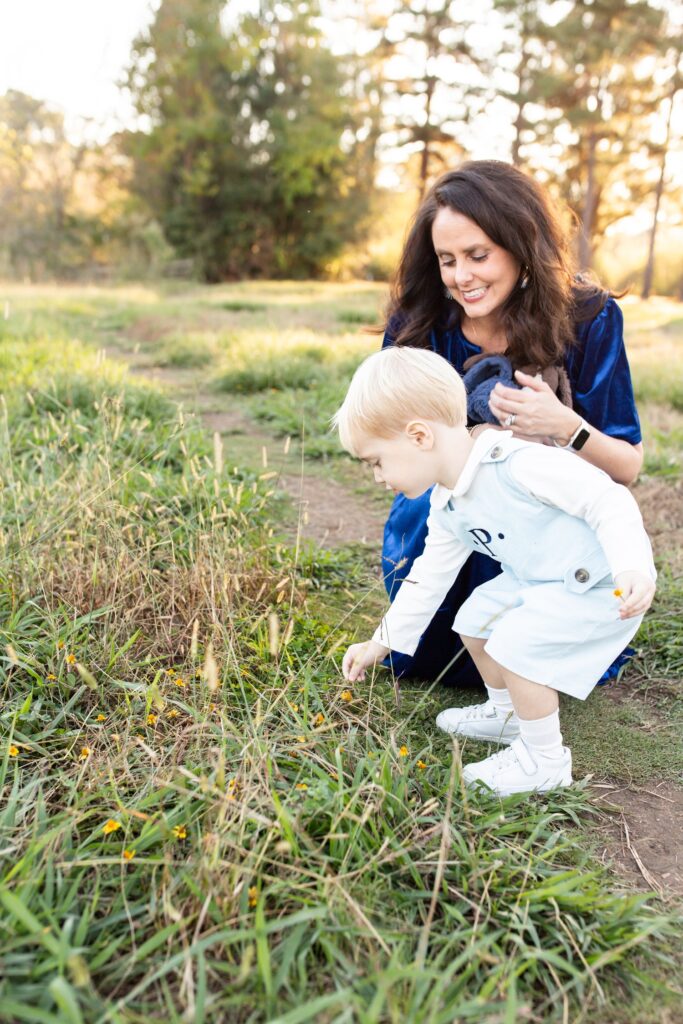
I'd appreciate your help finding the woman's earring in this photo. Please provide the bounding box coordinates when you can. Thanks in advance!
[520,267,530,290]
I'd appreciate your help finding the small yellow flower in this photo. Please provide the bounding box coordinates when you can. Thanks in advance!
[174,677,186,688]
[166,668,176,675]
[613,588,623,598]
[296,735,306,744]
[227,778,237,789]
[340,690,353,702]
[289,702,299,712]
[295,782,308,791]
[79,746,92,761]
[398,746,409,758]
[167,708,179,718]
[147,714,157,725]
[103,819,122,835]
[248,885,258,907]
[66,653,76,665]
[58,640,65,650]
[46,673,57,681]
[172,825,187,840]
[416,760,427,770]
[313,712,324,726]
[8,745,19,757]
[123,849,136,861]
[96,714,106,722]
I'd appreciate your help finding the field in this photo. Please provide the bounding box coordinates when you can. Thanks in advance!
[0,281,681,1024]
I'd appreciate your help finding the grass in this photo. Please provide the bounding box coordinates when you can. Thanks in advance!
[0,282,682,1022]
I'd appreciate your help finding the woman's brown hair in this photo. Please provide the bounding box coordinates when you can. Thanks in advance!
[386,160,609,369]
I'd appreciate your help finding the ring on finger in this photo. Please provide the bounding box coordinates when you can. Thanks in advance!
[503,413,516,428]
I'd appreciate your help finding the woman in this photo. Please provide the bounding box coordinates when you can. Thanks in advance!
[381,160,643,687]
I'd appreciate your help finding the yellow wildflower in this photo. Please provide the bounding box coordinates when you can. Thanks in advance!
[46,673,57,681]
[248,885,258,908]
[103,819,122,835]
[66,653,76,665]
[340,690,353,702]
[123,849,136,861]
[174,677,186,688]
[613,588,623,598]
[313,712,324,726]
[172,825,187,840]
[416,760,427,770]
[296,735,306,744]
[96,714,106,722]
[58,640,65,650]
[295,782,308,791]
[79,746,92,761]
[167,708,179,719]
[289,702,299,712]
[8,745,19,757]
[398,745,409,758]
[147,714,157,725]
[166,668,176,675]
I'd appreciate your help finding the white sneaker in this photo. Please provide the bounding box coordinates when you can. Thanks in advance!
[436,700,520,745]
[462,738,573,796]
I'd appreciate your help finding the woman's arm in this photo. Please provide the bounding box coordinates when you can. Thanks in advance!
[488,371,644,485]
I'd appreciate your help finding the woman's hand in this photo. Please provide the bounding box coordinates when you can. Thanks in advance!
[342,640,389,682]
[613,572,656,619]
[489,370,580,441]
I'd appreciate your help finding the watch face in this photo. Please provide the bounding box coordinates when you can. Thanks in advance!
[572,427,590,451]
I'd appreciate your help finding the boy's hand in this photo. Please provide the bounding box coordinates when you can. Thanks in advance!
[613,571,656,619]
[342,640,390,682]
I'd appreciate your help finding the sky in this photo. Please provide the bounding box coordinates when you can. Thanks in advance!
[0,0,157,141]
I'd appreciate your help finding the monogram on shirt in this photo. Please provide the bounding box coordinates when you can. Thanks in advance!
[468,527,505,558]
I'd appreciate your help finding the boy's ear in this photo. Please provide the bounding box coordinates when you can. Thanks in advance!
[405,420,434,448]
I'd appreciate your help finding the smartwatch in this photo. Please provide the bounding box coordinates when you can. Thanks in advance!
[553,418,591,451]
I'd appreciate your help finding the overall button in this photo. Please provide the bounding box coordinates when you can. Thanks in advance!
[574,568,590,583]
[489,446,502,459]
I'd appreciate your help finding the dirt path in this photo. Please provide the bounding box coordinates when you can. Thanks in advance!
[126,358,385,548]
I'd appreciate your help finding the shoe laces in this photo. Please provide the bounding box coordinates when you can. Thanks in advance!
[459,700,497,721]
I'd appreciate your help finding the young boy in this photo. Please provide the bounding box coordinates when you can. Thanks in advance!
[334,347,656,796]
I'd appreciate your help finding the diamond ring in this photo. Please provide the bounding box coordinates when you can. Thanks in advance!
[503,413,516,428]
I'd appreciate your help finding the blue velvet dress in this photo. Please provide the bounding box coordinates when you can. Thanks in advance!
[381,297,643,687]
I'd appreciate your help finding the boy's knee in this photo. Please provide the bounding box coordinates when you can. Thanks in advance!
[460,633,487,656]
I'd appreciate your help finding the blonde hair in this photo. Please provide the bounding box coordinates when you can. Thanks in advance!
[333,347,467,455]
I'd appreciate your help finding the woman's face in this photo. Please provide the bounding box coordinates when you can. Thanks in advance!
[431,207,522,322]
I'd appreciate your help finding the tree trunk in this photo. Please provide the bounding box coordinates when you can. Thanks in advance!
[418,75,436,199]
[511,29,530,166]
[642,78,678,299]
[578,132,598,271]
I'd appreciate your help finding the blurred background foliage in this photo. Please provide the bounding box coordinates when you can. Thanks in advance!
[0,0,681,293]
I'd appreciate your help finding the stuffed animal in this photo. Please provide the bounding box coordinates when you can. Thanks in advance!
[462,353,573,425]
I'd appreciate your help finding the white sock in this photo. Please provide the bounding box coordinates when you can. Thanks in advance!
[518,710,565,760]
[485,685,517,719]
